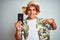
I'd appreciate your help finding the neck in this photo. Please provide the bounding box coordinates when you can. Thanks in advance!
[27,17,36,20]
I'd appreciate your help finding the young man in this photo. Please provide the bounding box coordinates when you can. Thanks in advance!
[15,1,57,40]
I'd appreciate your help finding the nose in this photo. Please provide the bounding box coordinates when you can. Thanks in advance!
[30,10,33,14]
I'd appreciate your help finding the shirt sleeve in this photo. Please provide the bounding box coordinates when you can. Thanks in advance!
[44,24,53,30]
[39,18,53,30]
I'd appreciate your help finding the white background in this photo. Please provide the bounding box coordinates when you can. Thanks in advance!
[0,0,60,40]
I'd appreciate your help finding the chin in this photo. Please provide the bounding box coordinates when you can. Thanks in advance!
[30,16,35,19]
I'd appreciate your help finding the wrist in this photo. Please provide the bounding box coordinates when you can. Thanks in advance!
[16,30,20,31]
[16,28,20,31]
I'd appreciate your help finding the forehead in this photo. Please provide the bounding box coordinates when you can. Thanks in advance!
[28,6,36,9]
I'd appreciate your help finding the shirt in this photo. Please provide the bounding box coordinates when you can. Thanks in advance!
[27,18,39,40]
[21,17,52,40]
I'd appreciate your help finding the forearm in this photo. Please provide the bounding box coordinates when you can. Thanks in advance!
[15,31,21,40]
[42,18,57,30]
[51,21,57,30]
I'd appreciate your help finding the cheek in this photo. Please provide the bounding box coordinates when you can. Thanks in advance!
[35,11,37,14]
[27,11,37,16]
[27,11,30,15]
[33,11,37,15]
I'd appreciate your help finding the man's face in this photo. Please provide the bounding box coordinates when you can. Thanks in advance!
[27,6,37,19]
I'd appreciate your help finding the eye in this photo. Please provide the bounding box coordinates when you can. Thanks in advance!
[28,9,31,11]
[33,9,36,11]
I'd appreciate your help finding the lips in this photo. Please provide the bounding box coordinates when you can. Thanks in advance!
[30,13,34,16]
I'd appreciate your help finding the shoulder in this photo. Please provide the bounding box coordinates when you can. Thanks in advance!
[36,17,44,22]
[23,18,27,24]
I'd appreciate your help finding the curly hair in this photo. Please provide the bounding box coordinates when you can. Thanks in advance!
[24,4,40,15]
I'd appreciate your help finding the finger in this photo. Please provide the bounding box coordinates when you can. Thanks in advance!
[46,18,54,24]
[16,21,22,25]
[42,20,45,22]
[18,21,22,24]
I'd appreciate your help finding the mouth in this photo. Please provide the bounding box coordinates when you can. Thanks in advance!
[30,14,34,16]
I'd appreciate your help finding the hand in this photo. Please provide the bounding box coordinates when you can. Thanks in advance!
[43,18,54,24]
[42,18,57,30]
[15,21,22,31]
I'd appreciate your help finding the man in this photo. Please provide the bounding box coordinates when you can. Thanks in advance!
[15,1,57,40]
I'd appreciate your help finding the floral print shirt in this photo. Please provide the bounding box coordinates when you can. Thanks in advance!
[21,17,52,40]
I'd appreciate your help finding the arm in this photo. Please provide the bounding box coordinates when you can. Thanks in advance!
[50,20,57,30]
[15,21,22,40]
[43,18,57,30]
[15,31,21,40]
